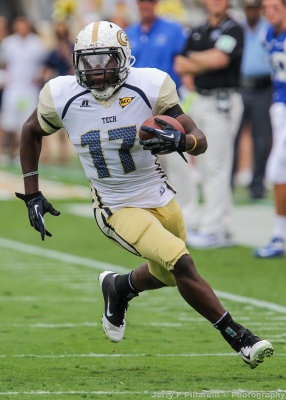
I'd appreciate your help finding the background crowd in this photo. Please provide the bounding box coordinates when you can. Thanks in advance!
[0,0,285,257]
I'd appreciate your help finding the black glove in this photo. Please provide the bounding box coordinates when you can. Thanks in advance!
[140,117,186,156]
[15,191,60,241]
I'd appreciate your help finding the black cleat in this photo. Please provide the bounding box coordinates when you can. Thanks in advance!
[234,329,273,369]
[99,271,128,343]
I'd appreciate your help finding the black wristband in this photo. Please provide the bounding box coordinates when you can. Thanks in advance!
[24,191,42,201]
[15,191,42,202]
[178,134,186,153]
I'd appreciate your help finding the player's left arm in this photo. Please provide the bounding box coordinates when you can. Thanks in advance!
[141,75,207,157]
[140,104,207,158]
[163,104,207,156]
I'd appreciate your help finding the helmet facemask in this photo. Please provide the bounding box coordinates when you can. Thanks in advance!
[74,47,128,100]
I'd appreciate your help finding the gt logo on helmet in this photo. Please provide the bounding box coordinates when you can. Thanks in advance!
[117,30,128,47]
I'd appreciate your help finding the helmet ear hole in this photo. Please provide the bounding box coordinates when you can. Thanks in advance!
[73,21,132,100]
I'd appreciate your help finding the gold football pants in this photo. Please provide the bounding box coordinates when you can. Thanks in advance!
[94,198,189,286]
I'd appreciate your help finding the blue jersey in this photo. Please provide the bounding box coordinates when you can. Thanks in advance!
[265,26,286,103]
[241,18,271,77]
[126,17,187,88]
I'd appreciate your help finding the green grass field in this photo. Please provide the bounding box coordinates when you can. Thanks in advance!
[0,167,285,400]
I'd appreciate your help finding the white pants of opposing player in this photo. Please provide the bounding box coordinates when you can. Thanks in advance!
[163,90,243,235]
[266,102,286,184]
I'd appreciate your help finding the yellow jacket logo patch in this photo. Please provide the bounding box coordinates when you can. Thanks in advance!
[119,97,135,109]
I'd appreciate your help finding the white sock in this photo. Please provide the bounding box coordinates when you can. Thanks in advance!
[272,215,286,240]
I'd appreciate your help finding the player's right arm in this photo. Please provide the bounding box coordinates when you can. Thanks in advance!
[15,93,61,241]
[21,81,64,194]
[20,109,46,194]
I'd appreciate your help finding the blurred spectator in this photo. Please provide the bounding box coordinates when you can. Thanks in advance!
[232,0,272,199]
[53,0,77,22]
[0,15,9,162]
[110,14,129,30]
[0,0,24,22]
[105,1,131,29]
[109,2,131,29]
[0,16,46,164]
[40,21,73,82]
[254,0,286,258]
[38,20,74,165]
[0,16,8,65]
[101,0,137,25]
[174,0,244,249]
[156,0,187,22]
[125,0,187,88]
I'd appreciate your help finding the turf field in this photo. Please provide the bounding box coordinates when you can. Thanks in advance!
[0,165,285,400]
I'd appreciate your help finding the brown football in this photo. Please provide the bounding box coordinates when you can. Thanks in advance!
[139,115,185,141]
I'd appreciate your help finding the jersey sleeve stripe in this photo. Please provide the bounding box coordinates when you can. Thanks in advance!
[40,115,62,130]
[122,83,152,109]
[62,89,90,119]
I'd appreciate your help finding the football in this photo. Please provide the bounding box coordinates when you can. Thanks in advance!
[139,115,185,141]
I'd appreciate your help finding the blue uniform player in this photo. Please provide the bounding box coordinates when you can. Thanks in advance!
[265,28,286,103]
[255,0,286,257]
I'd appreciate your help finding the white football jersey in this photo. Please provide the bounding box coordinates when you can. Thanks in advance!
[38,67,179,213]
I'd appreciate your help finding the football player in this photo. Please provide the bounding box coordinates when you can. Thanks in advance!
[254,0,286,257]
[16,21,273,368]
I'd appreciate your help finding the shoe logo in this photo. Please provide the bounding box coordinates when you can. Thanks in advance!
[240,346,251,359]
[106,297,113,317]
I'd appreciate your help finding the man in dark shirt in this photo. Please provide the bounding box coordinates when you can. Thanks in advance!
[233,0,272,200]
[174,0,244,249]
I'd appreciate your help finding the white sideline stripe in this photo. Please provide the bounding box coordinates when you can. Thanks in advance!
[1,237,286,314]
[0,390,286,396]
[0,238,129,274]
[1,321,286,329]
[215,290,286,314]
[0,296,94,302]
[0,353,238,358]
[0,352,285,359]
[8,322,99,328]
[0,391,142,396]
[0,322,183,328]
[267,333,286,338]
